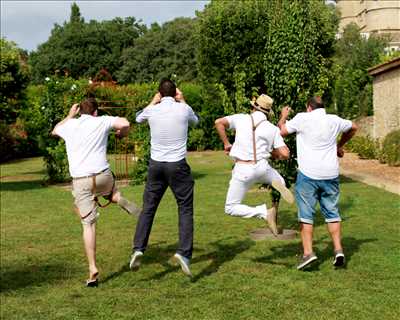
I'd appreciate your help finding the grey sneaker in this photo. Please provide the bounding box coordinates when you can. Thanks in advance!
[129,251,143,271]
[118,198,141,217]
[172,253,192,277]
[271,180,294,204]
[297,253,318,270]
[333,250,345,267]
[266,206,278,236]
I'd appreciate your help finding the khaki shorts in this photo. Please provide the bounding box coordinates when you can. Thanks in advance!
[72,169,118,225]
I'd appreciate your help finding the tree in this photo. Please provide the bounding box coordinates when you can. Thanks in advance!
[0,38,30,123]
[197,0,339,190]
[29,3,145,83]
[117,18,198,84]
[333,23,387,118]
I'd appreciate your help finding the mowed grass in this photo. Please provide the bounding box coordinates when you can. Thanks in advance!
[1,152,399,320]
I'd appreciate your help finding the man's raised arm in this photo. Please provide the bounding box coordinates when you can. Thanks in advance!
[215,117,232,154]
[51,103,80,136]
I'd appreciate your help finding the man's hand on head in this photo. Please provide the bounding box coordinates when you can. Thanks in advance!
[175,88,186,103]
[68,103,80,118]
[150,92,162,105]
[280,106,292,120]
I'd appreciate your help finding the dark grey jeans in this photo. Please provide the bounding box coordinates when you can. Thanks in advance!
[133,158,194,258]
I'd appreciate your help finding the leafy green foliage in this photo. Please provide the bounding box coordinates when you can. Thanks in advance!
[380,130,400,166]
[29,4,145,83]
[333,23,387,118]
[345,135,380,160]
[117,18,198,84]
[0,38,31,123]
[197,0,339,188]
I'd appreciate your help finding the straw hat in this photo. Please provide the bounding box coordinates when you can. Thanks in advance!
[250,94,274,116]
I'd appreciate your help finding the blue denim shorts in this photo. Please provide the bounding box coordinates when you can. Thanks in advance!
[295,171,341,224]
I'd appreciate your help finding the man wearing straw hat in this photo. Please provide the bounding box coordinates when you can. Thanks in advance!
[52,97,141,287]
[215,94,294,235]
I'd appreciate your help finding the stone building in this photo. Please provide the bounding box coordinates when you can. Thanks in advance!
[336,0,400,51]
[368,57,400,140]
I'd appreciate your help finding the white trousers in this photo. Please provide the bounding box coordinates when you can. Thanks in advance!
[225,159,285,219]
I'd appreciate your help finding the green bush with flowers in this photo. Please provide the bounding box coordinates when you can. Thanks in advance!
[25,77,223,183]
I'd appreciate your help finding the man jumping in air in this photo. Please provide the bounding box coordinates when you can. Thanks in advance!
[215,94,294,236]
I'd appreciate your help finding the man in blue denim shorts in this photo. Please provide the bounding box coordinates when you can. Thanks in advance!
[278,96,358,270]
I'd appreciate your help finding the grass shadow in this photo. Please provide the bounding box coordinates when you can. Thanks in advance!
[0,263,76,293]
[254,236,377,270]
[0,180,44,191]
[339,176,358,184]
[191,171,207,180]
[140,239,254,282]
[190,239,254,282]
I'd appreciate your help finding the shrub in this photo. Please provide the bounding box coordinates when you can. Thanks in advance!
[380,130,400,166]
[345,135,380,159]
[25,78,223,184]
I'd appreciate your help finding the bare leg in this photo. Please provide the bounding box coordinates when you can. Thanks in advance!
[82,223,98,280]
[300,223,314,256]
[112,191,141,217]
[327,222,342,252]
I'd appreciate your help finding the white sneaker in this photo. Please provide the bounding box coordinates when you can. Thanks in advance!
[172,253,192,277]
[271,180,294,204]
[129,251,143,271]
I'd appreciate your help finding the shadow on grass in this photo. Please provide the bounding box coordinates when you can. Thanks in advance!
[0,180,44,191]
[339,176,357,184]
[0,263,75,293]
[191,171,207,180]
[254,236,377,271]
[143,239,254,282]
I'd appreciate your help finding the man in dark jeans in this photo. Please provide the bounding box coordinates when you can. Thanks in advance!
[130,79,198,277]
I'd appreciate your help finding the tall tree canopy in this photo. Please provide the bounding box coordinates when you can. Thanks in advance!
[197,0,338,112]
[29,3,145,83]
[0,38,30,123]
[117,17,198,84]
[333,23,387,118]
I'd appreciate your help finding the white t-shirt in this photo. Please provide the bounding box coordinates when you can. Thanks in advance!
[285,108,352,180]
[55,115,116,178]
[136,97,198,162]
[225,111,286,166]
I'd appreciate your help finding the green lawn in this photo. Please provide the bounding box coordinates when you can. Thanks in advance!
[1,152,399,320]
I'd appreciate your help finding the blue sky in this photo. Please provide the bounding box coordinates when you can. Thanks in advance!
[1,0,209,51]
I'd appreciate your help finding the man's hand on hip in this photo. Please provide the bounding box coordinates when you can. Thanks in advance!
[337,146,344,158]
[224,143,232,155]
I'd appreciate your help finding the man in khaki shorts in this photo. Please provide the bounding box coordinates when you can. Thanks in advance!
[52,98,140,286]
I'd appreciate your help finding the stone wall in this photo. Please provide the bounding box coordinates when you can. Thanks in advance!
[354,116,374,137]
[370,60,400,140]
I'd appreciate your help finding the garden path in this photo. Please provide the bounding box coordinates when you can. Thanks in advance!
[340,152,400,195]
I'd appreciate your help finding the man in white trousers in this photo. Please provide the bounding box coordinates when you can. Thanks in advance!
[215,94,294,236]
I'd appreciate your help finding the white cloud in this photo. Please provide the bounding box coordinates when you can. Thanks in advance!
[1,0,209,51]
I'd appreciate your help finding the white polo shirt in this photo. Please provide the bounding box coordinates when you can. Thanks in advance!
[136,97,198,162]
[55,115,116,178]
[285,108,352,180]
[225,111,286,165]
